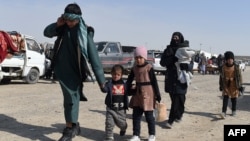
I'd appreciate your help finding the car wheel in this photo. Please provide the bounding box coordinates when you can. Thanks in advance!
[25,68,39,84]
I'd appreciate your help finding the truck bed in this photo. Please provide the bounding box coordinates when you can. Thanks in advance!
[1,55,24,67]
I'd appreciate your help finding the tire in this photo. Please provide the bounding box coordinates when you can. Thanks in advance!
[25,68,39,84]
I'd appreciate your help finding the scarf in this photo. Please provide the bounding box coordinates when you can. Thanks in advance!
[63,13,88,58]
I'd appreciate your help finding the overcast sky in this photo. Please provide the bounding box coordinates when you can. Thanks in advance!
[1,0,249,56]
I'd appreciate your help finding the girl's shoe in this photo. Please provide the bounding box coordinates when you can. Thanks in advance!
[148,135,156,141]
[232,111,236,116]
[129,135,140,141]
[220,112,226,119]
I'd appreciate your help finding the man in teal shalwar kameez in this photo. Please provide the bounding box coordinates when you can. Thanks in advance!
[44,3,106,141]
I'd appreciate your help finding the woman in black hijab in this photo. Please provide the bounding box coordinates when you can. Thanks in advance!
[160,32,192,128]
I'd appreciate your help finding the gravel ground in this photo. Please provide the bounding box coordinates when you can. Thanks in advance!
[0,67,250,141]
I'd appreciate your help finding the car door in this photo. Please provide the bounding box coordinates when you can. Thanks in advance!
[24,38,45,76]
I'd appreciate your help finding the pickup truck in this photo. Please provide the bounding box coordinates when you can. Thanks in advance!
[95,41,136,73]
[0,31,46,84]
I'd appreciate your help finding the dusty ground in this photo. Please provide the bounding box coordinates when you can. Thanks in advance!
[0,67,250,141]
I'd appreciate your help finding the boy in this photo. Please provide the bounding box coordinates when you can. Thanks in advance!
[101,64,128,141]
[219,51,243,119]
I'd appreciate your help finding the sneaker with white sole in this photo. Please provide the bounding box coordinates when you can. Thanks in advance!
[129,135,140,141]
[232,111,236,116]
[220,112,226,119]
[148,135,156,141]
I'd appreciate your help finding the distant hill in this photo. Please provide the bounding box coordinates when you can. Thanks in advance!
[235,56,250,61]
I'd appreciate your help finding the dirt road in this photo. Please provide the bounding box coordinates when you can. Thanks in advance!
[0,67,249,141]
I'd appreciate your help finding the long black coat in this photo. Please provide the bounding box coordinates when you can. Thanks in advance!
[160,42,192,95]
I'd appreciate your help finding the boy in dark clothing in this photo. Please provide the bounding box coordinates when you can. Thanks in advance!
[101,64,128,141]
[219,51,243,119]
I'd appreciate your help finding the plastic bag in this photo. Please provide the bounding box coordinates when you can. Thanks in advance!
[155,102,167,122]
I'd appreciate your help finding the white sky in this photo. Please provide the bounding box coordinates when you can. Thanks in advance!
[1,0,249,56]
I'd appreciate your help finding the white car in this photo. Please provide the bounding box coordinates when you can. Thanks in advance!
[235,60,246,72]
[0,32,45,84]
[147,50,166,74]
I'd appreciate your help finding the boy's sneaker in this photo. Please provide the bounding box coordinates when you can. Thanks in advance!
[232,111,236,116]
[220,112,226,119]
[165,123,173,129]
[120,130,126,136]
[104,137,114,141]
[148,135,156,141]
[129,135,140,141]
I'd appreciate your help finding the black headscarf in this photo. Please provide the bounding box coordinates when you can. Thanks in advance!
[170,32,185,47]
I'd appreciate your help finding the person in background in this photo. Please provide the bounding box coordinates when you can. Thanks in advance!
[126,46,161,141]
[199,53,207,75]
[217,54,224,73]
[219,51,243,119]
[101,64,128,141]
[160,32,193,129]
[43,3,106,141]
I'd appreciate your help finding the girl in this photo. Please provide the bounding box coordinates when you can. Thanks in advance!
[126,46,161,141]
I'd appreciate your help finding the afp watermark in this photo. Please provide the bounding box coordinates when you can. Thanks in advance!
[224,125,250,141]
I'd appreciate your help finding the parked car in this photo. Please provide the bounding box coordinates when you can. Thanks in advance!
[147,50,166,74]
[95,41,155,74]
[95,41,136,73]
[0,31,46,84]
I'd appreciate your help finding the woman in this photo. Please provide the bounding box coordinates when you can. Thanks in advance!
[160,32,193,129]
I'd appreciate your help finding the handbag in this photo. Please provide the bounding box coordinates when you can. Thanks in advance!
[155,102,167,122]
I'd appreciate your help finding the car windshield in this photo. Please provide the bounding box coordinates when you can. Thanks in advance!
[122,46,136,53]
[95,42,107,52]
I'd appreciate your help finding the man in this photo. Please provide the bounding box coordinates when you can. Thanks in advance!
[44,3,106,141]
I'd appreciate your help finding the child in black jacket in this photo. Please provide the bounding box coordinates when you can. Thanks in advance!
[101,64,128,141]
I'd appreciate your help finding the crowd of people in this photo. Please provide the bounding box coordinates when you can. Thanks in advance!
[42,3,244,141]
[193,52,225,75]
